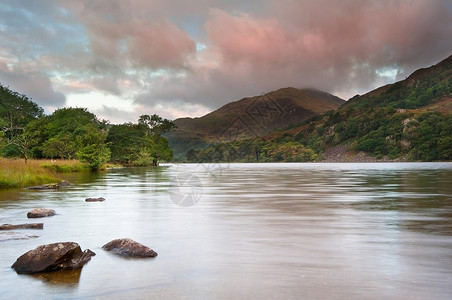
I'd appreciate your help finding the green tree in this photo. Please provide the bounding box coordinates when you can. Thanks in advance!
[149,135,173,166]
[27,107,105,159]
[107,115,176,166]
[41,133,76,159]
[138,114,176,166]
[138,114,177,136]
[106,123,148,165]
[0,84,44,161]
[26,107,111,170]
[76,124,111,171]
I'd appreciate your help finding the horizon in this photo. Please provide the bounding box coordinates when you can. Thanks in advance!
[1,0,452,123]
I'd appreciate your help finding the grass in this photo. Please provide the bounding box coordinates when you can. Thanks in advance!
[40,159,91,173]
[0,158,90,189]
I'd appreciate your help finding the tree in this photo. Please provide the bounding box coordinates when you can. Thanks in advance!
[106,123,148,165]
[138,114,176,136]
[76,124,111,171]
[138,114,176,166]
[26,107,111,170]
[148,135,173,166]
[107,115,176,166]
[27,107,105,159]
[41,133,76,159]
[0,84,44,161]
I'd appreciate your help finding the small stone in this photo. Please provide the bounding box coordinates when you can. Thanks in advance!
[26,180,72,190]
[0,232,39,242]
[102,238,157,258]
[0,223,43,230]
[27,208,56,218]
[85,197,105,202]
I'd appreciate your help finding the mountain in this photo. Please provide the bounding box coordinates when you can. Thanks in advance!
[344,54,452,111]
[167,87,344,159]
[188,54,452,162]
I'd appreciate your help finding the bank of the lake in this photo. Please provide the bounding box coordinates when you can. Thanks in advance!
[0,158,90,189]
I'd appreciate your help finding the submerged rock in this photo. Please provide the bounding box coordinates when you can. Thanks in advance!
[0,231,39,242]
[85,197,105,202]
[27,180,72,190]
[58,180,72,187]
[0,223,44,230]
[11,242,95,274]
[102,238,157,258]
[27,208,56,218]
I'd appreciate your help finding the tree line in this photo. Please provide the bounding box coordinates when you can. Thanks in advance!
[0,84,176,170]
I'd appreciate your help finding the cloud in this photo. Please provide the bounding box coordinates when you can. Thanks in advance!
[91,77,121,96]
[0,62,66,112]
[137,0,452,114]
[1,0,452,122]
[64,0,197,71]
[202,0,452,97]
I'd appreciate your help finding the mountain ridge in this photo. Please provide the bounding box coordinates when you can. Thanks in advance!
[167,87,345,159]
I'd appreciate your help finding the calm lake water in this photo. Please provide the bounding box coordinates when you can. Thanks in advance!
[1,163,452,299]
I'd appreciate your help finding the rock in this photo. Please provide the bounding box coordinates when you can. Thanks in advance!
[102,238,158,258]
[0,223,44,230]
[27,183,59,190]
[27,180,72,190]
[0,232,39,242]
[58,180,72,187]
[11,242,95,274]
[85,197,105,202]
[27,208,56,218]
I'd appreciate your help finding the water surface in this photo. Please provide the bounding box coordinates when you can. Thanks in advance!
[0,163,451,299]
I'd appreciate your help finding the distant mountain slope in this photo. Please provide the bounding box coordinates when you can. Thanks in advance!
[167,87,344,159]
[345,54,452,110]
[187,54,452,162]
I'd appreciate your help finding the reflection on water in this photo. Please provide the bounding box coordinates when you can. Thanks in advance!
[31,268,82,286]
[0,163,451,299]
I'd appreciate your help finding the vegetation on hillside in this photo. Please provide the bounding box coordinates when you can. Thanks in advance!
[346,55,452,110]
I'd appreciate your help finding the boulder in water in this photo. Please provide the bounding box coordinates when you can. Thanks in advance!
[27,208,56,218]
[11,242,95,274]
[102,238,157,258]
[0,223,44,230]
[85,197,105,202]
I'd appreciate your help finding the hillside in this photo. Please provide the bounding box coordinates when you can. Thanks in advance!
[188,54,452,162]
[167,87,344,159]
[345,54,452,110]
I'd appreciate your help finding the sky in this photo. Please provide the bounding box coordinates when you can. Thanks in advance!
[0,0,451,123]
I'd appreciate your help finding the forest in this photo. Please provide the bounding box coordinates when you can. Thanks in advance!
[0,84,175,171]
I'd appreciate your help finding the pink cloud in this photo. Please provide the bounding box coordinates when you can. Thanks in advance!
[2,0,451,122]
[65,0,197,70]
[198,1,452,100]
[127,19,196,69]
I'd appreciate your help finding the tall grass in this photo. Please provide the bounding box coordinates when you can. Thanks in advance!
[40,159,90,173]
[0,158,89,189]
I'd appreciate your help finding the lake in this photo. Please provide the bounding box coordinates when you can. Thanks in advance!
[1,162,452,299]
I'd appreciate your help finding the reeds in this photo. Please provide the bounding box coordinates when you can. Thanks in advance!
[0,158,89,189]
